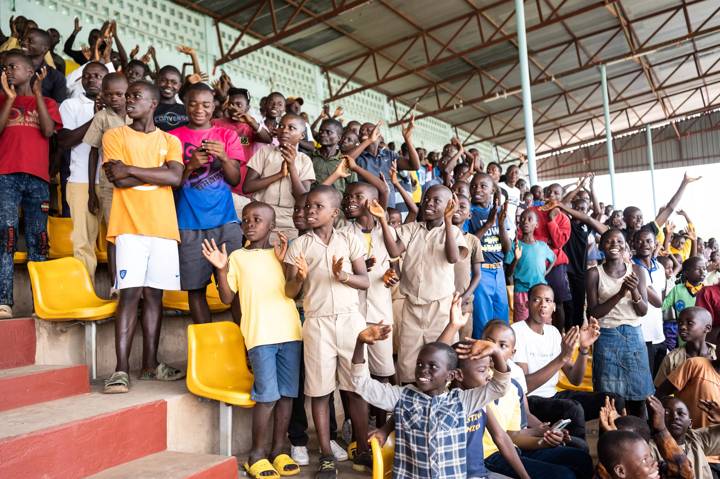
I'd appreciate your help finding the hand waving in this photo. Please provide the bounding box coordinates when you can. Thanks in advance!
[201,238,228,270]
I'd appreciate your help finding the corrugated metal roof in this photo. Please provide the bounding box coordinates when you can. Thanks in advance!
[173,0,720,171]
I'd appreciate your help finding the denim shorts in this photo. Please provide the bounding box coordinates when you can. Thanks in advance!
[593,325,654,401]
[247,341,302,403]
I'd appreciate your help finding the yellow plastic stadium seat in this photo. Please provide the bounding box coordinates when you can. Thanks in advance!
[27,257,117,379]
[370,432,395,479]
[48,216,74,258]
[557,352,593,392]
[13,251,27,264]
[187,321,255,455]
[96,222,108,263]
[163,281,230,313]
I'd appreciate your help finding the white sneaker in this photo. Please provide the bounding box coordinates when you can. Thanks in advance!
[330,440,348,462]
[0,305,12,319]
[290,445,309,466]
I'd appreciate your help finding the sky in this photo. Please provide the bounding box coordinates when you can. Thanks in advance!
[542,163,720,240]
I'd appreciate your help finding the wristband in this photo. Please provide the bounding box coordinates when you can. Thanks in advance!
[579,347,589,356]
[341,273,351,283]
[388,256,401,263]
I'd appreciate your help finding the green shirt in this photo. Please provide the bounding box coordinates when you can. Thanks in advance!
[311,149,357,193]
[662,283,697,317]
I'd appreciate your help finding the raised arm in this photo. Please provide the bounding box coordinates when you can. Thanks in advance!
[555,202,608,234]
[388,161,418,216]
[396,115,420,171]
[655,173,701,227]
[368,200,406,259]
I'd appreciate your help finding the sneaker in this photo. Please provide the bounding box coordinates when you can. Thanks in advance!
[0,305,12,319]
[352,449,373,473]
[315,455,337,479]
[341,418,353,444]
[290,445,309,466]
[330,440,348,462]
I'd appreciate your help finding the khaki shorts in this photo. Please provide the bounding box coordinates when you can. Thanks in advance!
[303,312,368,397]
[367,322,395,377]
[397,295,454,383]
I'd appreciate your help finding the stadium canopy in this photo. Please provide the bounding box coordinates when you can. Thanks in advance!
[172,0,720,172]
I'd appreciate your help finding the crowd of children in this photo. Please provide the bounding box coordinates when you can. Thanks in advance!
[2,15,720,479]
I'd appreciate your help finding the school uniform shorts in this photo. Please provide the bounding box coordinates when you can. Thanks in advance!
[115,234,180,290]
[367,321,395,377]
[303,312,368,397]
[247,340,302,403]
[179,222,243,291]
[397,295,454,383]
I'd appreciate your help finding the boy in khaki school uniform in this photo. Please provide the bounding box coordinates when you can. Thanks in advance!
[374,184,468,383]
[283,185,373,476]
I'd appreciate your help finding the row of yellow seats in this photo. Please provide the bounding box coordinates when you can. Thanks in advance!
[557,350,594,392]
[14,217,109,264]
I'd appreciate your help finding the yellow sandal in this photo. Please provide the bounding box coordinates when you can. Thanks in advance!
[244,459,280,479]
[272,454,300,477]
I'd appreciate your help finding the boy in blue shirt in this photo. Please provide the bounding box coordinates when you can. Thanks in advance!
[469,173,511,336]
[506,209,556,322]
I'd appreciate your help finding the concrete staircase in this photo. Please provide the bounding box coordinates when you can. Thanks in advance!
[0,318,239,479]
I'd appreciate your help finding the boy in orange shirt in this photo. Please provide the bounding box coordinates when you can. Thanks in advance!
[101,81,184,394]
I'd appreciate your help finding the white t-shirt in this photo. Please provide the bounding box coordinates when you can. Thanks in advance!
[59,95,95,184]
[66,61,115,99]
[512,320,562,398]
[500,182,521,239]
[508,359,528,394]
[640,262,666,345]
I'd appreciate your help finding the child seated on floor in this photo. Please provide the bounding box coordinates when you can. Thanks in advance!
[202,201,302,478]
[352,323,510,478]
[654,307,716,386]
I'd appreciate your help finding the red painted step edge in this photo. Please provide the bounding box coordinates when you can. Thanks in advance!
[186,457,239,479]
[0,365,90,412]
[0,318,36,369]
[0,400,167,479]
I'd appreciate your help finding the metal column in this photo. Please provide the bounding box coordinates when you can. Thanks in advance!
[600,64,617,206]
[514,0,537,185]
[645,126,657,214]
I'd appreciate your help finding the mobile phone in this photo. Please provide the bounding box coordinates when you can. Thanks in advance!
[538,419,571,445]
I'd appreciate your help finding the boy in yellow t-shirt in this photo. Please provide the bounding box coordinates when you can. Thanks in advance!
[101,81,184,395]
[203,201,302,478]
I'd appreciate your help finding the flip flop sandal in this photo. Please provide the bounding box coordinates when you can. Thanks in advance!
[244,459,280,479]
[139,363,186,381]
[103,371,130,394]
[271,454,300,476]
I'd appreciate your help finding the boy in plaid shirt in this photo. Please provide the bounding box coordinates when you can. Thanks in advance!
[351,323,509,478]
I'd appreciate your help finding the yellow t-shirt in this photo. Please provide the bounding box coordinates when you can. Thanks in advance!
[102,126,183,243]
[483,379,525,458]
[669,224,694,262]
[227,248,302,350]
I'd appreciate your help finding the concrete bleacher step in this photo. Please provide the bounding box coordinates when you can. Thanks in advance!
[86,450,238,479]
[0,392,167,478]
[0,318,36,369]
[0,364,89,411]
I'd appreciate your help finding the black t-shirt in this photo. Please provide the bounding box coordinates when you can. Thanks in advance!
[154,102,188,131]
[564,221,590,277]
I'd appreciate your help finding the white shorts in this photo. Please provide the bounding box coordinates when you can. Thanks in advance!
[115,234,180,290]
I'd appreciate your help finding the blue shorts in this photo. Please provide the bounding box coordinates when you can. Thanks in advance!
[247,341,302,403]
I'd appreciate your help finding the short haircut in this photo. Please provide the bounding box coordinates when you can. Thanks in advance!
[483,319,515,343]
[244,201,276,221]
[130,80,160,102]
[487,161,502,173]
[157,65,182,79]
[84,61,109,74]
[184,82,214,98]
[656,255,672,268]
[422,342,458,370]
[3,49,33,68]
[528,283,553,299]
[282,112,306,126]
[102,72,128,89]
[387,207,400,217]
[425,183,452,197]
[228,87,251,102]
[127,59,149,76]
[267,91,285,101]
[682,255,704,273]
[320,118,343,133]
[614,416,652,442]
[347,181,379,200]
[623,206,641,218]
[597,430,646,473]
[27,28,51,48]
[309,184,342,208]
[599,227,624,247]
[455,193,470,204]
[472,172,493,183]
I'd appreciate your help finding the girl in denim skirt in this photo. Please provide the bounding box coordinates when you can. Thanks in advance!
[586,228,654,417]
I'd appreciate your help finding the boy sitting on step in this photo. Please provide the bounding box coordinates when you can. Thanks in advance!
[203,201,302,478]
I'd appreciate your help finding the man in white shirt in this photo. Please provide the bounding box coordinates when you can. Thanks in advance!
[512,283,614,440]
[57,62,108,281]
